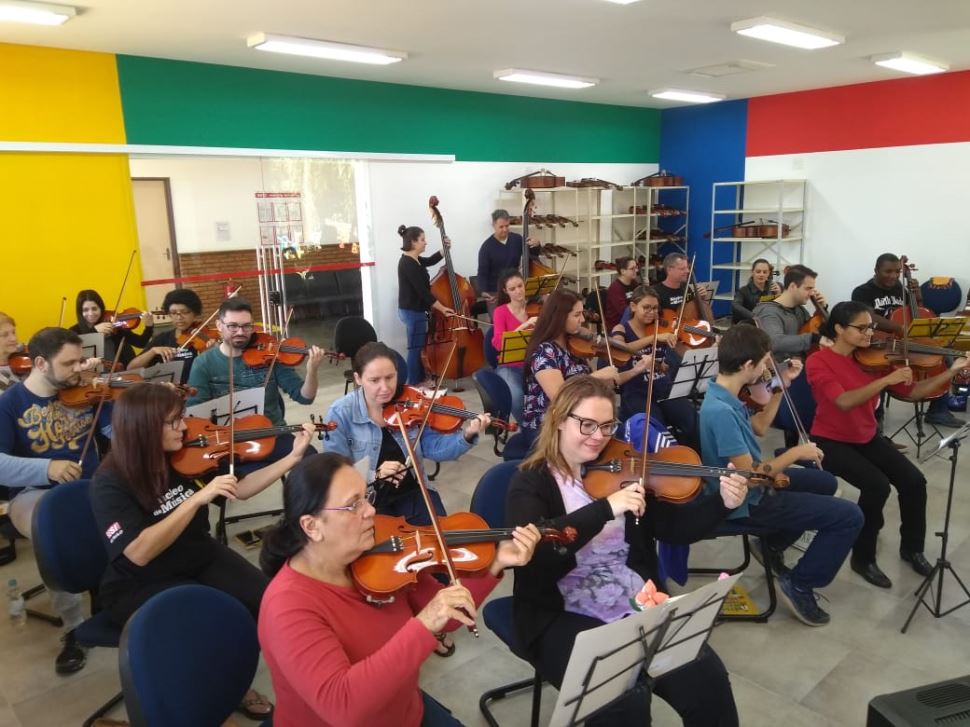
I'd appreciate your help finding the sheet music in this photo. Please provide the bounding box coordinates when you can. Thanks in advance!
[77,332,104,361]
[665,346,719,399]
[185,387,265,421]
[125,360,185,385]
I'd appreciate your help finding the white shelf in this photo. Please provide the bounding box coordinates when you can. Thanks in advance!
[713,235,803,243]
[714,208,804,215]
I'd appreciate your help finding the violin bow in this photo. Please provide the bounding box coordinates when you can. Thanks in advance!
[227,334,236,479]
[767,354,823,470]
[635,321,661,526]
[57,296,67,328]
[402,342,457,472]
[263,306,295,387]
[108,250,139,327]
[672,256,696,338]
[176,285,241,354]
[687,256,715,324]
[593,286,615,371]
[76,338,127,467]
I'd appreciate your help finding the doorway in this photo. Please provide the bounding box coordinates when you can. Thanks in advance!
[131,178,180,312]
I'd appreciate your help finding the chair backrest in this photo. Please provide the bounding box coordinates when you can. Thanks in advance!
[120,585,259,727]
[31,479,107,594]
[333,315,377,358]
[483,331,500,369]
[470,461,522,528]
[771,371,817,434]
[472,368,512,422]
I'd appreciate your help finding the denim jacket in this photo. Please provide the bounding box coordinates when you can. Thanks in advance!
[323,388,477,485]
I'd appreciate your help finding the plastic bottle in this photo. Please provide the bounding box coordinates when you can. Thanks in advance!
[8,578,26,628]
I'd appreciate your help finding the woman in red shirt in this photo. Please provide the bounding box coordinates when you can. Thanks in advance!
[257,452,540,727]
[806,301,967,589]
[604,256,640,331]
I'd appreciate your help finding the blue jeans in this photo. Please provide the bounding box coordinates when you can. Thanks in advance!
[399,308,429,385]
[421,691,463,726]
[496,365,525,423]
[731,466,863,591]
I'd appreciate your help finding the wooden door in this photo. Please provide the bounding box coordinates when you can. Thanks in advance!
[131,178,179,312]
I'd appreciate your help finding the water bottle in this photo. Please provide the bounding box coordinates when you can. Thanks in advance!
[8,578,26,628]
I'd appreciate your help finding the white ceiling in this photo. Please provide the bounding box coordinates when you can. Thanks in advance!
[4,0,970,107]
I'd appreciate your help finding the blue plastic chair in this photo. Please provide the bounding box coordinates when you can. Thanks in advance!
[483,332,500,369]
[120,585,261,727]
[472,368,513,457]
[31,480,124,726]
[470,461,543,727]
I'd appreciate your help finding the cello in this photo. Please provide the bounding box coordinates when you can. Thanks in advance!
[421,196,485,387]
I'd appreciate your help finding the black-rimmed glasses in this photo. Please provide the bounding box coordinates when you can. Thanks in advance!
[568,414,620,437]
[847,323,877,333]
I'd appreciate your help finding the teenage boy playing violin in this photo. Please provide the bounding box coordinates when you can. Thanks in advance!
[128,288,212,383]
[699,324,862,627]
[0,327,113,676]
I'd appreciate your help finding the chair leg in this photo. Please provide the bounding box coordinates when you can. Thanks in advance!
[427,461,440,481]
[689,535,775,623]
[82,690,124,727]
[479,670,542,727]
[21,584,63,627]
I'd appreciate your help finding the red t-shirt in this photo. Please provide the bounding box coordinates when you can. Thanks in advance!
[807,347,913,444]
[258,561,500,727]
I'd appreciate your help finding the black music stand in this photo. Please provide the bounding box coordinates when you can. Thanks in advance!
[663,346,719,410]
[901,422,970,633]
[549,574,738,727]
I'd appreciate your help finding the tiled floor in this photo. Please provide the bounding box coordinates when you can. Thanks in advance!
[2,336,969,727]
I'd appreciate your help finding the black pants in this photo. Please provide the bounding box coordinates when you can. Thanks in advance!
[814,434,927,563]
[104,542,269,627]
[531,611,738,727]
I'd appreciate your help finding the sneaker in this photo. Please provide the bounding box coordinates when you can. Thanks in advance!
[55,629,87,675]
[750,538,790,577]
[925,410,964,428]
[777,574,830,626]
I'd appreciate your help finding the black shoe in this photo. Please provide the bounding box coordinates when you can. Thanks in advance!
[751,538,790,577]
[850,558,892,589]
[900,549,934,577]
[55,630,87,675]
[925,410,964,428]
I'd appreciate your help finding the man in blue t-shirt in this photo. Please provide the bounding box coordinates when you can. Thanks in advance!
[0,327,112,675]
[699,325,862,627]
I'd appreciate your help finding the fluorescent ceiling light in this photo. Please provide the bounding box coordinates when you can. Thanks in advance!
[0,0,76,25]
[602,0,643,4]
[494,68,598,89]
[872,51,948,76]
[650,88,725,104]
[246,32,406,65]
[731,16,844,50]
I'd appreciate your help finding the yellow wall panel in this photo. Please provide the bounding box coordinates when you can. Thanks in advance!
[0,42,125,143]
[1,153,144,339]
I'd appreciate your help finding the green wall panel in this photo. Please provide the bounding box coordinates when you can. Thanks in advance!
[117,55,659,162]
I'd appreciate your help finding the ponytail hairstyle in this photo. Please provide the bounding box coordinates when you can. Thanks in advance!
[819,301,872,341]
[259,452,354,577]
[398,225,424,252]
[495,269,525,306]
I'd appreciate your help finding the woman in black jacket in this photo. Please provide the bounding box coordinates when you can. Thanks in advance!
[507,375,746,726]
[731,259,780,323]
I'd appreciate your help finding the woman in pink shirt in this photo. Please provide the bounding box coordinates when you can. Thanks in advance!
[807,301,967,589]
[257,452,541,727]
[491,270,538,422]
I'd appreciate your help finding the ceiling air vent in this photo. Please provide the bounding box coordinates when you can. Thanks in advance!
[685,60,774,78]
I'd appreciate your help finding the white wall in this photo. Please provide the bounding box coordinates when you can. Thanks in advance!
[364,161,657,353]
[746,144,970,308]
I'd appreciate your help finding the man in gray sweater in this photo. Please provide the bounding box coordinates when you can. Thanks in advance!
[753,264,828,359]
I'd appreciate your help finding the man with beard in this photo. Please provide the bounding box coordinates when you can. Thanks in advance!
[0,326,113,675]
[186,298,326,464]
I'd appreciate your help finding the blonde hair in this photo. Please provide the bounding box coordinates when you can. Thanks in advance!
[520,375,616,474]
[0,312,14,328]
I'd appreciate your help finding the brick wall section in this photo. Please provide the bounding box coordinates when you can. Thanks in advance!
[172,245,360,316]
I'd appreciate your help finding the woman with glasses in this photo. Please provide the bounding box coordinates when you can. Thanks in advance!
[70,289,154,368]
[89,383,315,721]
[604,256,640,331]
[258,452,540,727]
[611,286,699,447]
[807,301,968,589]
[128,288,210,383]
[490,269,537,423]
[507,375,746,726]
[520,289,619,442]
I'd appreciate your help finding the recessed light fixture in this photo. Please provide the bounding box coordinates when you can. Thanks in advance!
[246,33,407,65]
[650,89,725,104]
[731,16,844,50]
[602,0,643,4]
[871,51,948,76]
[494,69,598,89]
[0,0,76,25]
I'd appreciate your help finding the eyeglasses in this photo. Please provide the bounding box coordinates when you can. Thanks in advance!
[223,323,255,332]
[168,310,194,318]
[846,323,877,333]
[321,488,377,514]
[639,304,659,312]
[568,414,620,437]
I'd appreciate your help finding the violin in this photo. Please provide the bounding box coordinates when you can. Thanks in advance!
[241,332,345,368]
[175,326,222,353]
[853,336,959,373]
[504,169,565,190]
[102,307,153,331]
[7,350,32,376]
[170,415,338,477]
[631,171,683,187]
[658,310,716,349]
[739,359,793,413]
[383,386,517,433]
[581,439,788,503]
[566,329,636,365]
[350,512,575,603]
[58,371,196,408]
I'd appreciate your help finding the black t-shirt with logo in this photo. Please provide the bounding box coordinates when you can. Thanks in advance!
[90,466,219,597]
[655,282,688,312]
[851,279,905,318]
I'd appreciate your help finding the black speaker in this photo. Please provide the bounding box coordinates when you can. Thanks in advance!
[867,675,970,726]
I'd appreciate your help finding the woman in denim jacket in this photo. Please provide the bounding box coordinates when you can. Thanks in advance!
[324,342,489,527]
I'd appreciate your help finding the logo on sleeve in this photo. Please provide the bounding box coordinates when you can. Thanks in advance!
[105,521,123,543]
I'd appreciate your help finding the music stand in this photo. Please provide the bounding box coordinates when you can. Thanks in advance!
[185,387,265,423]
[499,331,531,366]
[127,360,185,385]
[77,332,104,362]
[524,274,561,300]
[549,574,739,727]
[663,346,719,406]
[901,421,970,632]
[906,317,966,346]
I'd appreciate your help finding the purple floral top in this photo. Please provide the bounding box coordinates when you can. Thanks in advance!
[521,341,590,431]
[552,469,643,622]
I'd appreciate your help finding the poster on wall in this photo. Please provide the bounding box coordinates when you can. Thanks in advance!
[255,192,306,252]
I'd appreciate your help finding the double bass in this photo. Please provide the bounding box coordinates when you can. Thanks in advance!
[520,189,557,317]
[421,197,485,385]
